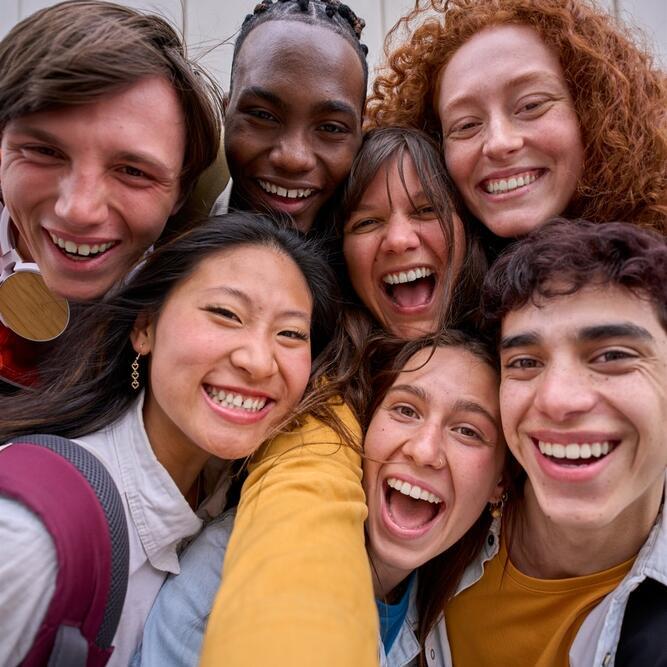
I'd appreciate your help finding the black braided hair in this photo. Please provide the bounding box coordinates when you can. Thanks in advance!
[232,0,368,90]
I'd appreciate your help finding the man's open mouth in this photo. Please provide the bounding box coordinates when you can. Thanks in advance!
[49,232,116,261]
[257,179,315,200]
[535,439,619,466]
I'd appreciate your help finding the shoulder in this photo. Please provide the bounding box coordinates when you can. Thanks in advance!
[0,497,58,665]
[252,398,362,464]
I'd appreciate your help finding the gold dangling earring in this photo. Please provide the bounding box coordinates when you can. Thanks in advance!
[130,352,142,390]
[490,491,508,519]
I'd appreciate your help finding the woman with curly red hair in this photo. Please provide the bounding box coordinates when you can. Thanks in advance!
[367,0,666,237]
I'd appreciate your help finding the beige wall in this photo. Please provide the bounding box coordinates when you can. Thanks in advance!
[1,0,665,90]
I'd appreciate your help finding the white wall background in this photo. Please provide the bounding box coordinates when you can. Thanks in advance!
[1,0,665,91]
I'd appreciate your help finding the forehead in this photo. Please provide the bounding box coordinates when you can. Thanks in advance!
[397,346,498,404]
[175,244,312,306]
[232,20,365,109]
[359,153,422,202]
[501,284,666,345]
[439,24,566,104]
[2,77,184,157]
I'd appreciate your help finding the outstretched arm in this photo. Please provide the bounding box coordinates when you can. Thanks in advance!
[200,403,378,666]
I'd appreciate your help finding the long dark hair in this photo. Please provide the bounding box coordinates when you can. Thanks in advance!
[0,212,338,442]
[336,126,489,329]
[362,330,515,664]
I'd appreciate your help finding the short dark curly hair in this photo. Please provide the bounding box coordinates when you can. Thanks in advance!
[482,218,667,334]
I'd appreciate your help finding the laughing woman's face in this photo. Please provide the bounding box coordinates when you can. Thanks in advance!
[343,154,464,338]
[363,346,505,598]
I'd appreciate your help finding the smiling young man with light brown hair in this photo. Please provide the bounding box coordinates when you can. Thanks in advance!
[0,0,222,387]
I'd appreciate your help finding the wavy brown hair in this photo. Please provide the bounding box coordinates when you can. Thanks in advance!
[0,0,223,238]
[362,331,517,666]
[366,0,666,233]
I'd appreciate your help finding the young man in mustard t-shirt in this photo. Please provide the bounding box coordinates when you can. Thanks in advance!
[443,220,667,666]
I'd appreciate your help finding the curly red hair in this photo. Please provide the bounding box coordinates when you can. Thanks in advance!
[366,0,666,233]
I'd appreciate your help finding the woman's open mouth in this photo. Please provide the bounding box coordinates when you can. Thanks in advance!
[383,477,444,534]
[479,169,545,197]
[381,266,436,311]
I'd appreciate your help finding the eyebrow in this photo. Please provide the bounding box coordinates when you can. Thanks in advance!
[205,286,311,324]
[578,323,654,343]
[500,322,655,350]
[11,124,174,175]
[240,87,358,119]
[442,71,565,113]
[453,399,499,428]
[311,99,358,118]
[387,384,428,402]
[240,86,285,111]
[500,332,541,350]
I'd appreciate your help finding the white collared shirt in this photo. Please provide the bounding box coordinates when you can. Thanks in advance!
[0,394,230,667]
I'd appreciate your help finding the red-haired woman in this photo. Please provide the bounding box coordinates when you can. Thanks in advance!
[367,0,666,238]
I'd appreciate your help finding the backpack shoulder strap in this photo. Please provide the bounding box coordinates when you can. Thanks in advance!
[0,435,129,667]
[616,577,667,666]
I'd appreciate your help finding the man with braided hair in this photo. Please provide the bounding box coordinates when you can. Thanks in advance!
[218,0,368,234]
[201,2,379,666]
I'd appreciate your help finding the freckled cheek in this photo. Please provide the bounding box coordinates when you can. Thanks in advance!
[343,244,374,298]
[444,144,476,188]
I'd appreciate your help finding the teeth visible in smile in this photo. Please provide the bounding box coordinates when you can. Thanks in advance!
[538,440,612,460]
[383,266,433,285]
[258,180,314,199]
[387,477,442,504]
[206,386,267,412]
[49,233,115,257]
[483,171,539,194]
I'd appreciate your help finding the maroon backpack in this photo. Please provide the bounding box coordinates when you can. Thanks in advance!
[0,434,129,667]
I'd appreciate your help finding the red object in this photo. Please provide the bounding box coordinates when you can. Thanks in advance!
[0,321,42,387]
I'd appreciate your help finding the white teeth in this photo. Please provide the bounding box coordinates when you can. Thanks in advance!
[258,180,314,199]
[484,171,539,194]
[387,477,442,504]
[382,266,433,285]
[538,440,613,461]
[205,386,267,412]
[49,233,114,257]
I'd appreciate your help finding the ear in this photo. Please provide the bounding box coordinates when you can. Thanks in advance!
[170,191,186,217]
[488,475,506,505]
[130,312,154,355]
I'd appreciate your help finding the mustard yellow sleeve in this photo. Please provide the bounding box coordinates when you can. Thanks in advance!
[199,402,379,667]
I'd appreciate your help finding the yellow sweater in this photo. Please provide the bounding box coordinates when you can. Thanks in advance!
[200,402,379,666]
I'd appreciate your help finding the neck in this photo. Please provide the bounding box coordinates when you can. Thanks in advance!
[508,480,664,578]
[142,393,211,500]
[369,548,412,604]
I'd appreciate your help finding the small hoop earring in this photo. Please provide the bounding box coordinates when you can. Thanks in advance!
[490,491,509,520]
[130,352,142,390]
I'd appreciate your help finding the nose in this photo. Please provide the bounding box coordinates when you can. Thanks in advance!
[533,360,598,423]
[229,336,279,380]
[483,114,524,161]
[268,128,316,174]
[401,422,445,469]
[54,169,108,228]
[380,213,420,255]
